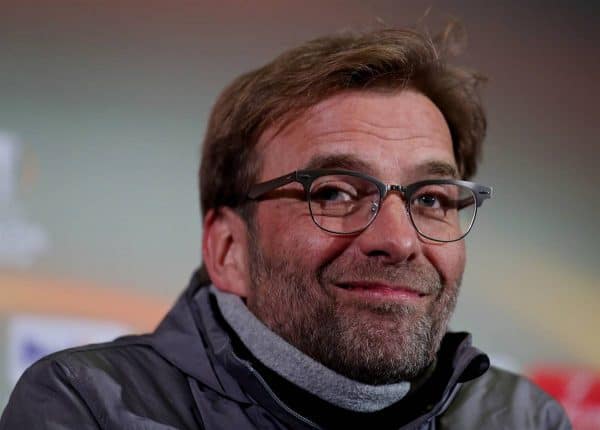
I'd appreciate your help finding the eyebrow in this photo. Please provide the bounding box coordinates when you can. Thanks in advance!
[418,161,459,178]
[303,153,459,179]
[303,153,373,172]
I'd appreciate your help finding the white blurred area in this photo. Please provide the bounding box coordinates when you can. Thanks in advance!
[6,315,128,387]
[0,133,48,268]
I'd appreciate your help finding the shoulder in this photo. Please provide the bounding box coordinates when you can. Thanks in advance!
[1,336,196,429]
[20,335,184,399]
[440,366,572,429]
[38,335,182,384]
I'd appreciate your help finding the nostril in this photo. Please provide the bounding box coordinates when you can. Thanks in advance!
[367,250,389,258]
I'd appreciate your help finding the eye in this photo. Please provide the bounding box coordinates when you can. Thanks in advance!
[411,185,456,211]
[415,194,441,208]
[311,183,357,202]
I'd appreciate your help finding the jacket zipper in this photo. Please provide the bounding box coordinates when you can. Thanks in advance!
[234,355,323,430]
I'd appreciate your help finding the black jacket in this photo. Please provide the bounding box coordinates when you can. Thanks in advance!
[1,271,571,429]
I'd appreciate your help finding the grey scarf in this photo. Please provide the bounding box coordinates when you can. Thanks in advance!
[212,286,410,412]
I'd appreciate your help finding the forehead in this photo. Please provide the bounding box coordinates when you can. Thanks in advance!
[256,89,455,181]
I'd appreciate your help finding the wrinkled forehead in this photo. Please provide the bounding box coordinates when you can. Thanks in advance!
[254,89,455,182]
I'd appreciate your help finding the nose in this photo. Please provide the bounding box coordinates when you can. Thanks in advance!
[355,194,420,263]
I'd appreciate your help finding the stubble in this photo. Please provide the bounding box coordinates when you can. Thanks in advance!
[246,231,460,384]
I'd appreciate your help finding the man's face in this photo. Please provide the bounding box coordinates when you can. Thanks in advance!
[245,90,465,384]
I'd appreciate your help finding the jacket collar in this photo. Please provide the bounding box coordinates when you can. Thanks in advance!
[149,269,252,403]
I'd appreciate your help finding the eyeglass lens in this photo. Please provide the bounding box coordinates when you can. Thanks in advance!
[408,182,476,241]
[308,174,477,241]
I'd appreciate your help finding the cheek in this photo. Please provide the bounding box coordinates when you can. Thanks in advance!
[423,240,466,286]
[255,204,353,268]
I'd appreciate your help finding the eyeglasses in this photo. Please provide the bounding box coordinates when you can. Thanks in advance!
[248,169,493,242]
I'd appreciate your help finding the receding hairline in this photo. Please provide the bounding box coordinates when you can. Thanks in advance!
[199,25,486,222]
[252,87,455,177]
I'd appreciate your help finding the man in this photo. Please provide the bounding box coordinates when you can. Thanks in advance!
[1,27,570,429]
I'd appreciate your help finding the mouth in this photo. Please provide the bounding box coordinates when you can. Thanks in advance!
[334,281,429,302]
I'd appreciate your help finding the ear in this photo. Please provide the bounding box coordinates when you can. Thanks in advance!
[202,207,251,297]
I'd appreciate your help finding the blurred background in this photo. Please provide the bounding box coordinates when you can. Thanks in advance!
[1,0,598,426]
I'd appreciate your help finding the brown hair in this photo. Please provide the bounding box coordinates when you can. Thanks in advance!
[199,25,486,219]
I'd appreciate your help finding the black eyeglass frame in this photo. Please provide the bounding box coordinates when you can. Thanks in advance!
[247,169,493,242]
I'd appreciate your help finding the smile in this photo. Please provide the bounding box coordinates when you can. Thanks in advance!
[335,281,429,301]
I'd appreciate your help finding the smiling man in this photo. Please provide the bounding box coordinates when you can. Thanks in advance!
[1,27,570,429]
[230,90,467,387]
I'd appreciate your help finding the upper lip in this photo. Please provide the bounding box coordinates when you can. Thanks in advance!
[336,281,429,296]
